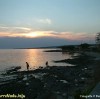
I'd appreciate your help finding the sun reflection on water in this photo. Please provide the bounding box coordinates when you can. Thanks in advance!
[0,49,74,71]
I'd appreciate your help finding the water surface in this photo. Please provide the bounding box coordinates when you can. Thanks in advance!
[0,49,76,71]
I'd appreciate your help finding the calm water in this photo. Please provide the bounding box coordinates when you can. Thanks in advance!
[0,49,76,72]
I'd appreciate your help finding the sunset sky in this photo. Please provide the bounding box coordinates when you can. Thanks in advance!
[0,0,100,48]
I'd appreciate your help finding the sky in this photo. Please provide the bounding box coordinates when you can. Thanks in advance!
[0,0,100,48]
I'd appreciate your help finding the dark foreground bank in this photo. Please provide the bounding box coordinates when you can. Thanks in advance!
[0,53,96,99]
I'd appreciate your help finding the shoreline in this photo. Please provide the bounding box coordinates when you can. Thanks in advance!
[0,51,100,99]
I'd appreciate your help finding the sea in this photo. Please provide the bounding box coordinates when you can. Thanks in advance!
[0,48,77,73]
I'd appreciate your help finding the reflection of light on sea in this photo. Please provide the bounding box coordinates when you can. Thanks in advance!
[0,49,76,71]
[22,49,69,70]
[23,49,45,70]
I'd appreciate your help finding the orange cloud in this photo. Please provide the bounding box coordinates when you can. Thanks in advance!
[0,26,95,42]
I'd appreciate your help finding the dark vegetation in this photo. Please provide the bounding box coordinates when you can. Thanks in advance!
[45,43,98,53]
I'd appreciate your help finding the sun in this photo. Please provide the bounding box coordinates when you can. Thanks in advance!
[27,32,39,37]
[24,32,42,38]
[23,31,50,38]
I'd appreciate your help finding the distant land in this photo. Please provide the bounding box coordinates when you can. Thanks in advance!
[13,44,95,49]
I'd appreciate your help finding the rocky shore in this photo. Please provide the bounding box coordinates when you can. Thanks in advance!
[0,52,97,99]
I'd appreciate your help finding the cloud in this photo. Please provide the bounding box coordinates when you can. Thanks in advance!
[0,26,32,33]
[37,18,52,24]
[55,32,95,40]
[0,26,95,43]
[38,31,95,41]
[0,26,33,37]
[0,36,79,48]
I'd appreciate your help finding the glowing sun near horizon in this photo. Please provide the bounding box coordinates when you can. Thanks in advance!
[24,32,44,38]
[23,31,52,38]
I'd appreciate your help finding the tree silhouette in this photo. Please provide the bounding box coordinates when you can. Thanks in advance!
[96,32,100,45]
[96,32,100,48]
